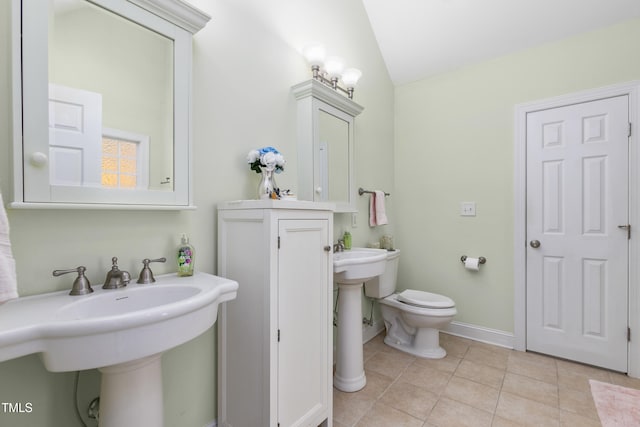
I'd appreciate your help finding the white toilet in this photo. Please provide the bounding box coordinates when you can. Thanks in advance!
[364,249,457,359]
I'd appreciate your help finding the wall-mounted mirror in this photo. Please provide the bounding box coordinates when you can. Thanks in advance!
[292,79,364,212]
[11,0,210,209]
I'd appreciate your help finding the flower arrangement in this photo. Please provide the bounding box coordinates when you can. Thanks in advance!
[247,146,285,174]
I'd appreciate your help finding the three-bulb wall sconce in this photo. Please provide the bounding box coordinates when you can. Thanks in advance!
[302,43,362,99]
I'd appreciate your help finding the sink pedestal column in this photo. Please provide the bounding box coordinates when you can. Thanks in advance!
[98,353,163,427]
[334,283,366,392]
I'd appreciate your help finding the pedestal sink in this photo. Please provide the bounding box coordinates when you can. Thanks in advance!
[0,272,238,427]
[333,248,387,392]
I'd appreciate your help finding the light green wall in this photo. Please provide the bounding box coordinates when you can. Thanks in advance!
[394,18,640,333]
[0,0,394,425]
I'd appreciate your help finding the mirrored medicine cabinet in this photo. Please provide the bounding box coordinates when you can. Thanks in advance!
[292,79,364,213]
[10,0,210,209]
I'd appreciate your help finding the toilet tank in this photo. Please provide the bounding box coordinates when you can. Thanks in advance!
[364,249,400,298]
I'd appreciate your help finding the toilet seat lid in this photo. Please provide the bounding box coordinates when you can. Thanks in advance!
[397,289,455,309]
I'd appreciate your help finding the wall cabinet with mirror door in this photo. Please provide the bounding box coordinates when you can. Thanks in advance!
[293,79,364,213]
[10,0,209,209]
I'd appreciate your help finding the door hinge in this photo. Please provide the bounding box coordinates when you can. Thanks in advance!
[277,236,280,249]
[629,122,633,138]
[277,329,280,342]
[628,327,631,342]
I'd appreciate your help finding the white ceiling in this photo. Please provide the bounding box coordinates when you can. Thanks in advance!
[362,0,640,85]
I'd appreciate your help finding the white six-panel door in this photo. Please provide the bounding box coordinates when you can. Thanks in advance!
[48,84,102,187]
[526,95,629,371]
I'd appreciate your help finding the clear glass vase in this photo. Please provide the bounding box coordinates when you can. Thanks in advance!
[257,166,278,199]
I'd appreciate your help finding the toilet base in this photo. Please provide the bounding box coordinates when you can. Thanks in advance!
[383,335,446,359]
[380,304,452,359]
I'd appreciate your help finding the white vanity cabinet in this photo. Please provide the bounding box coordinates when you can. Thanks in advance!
[217,200,334,427]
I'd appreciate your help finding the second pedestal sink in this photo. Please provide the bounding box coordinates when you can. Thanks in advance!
[333,248,387,392]
[333,248,388,284]
[0,272,238,427]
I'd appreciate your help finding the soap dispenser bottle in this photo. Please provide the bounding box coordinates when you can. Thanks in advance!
[177,233,195,277]
[343,231,352,250]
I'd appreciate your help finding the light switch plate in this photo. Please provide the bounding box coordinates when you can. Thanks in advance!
[460,202,476,216]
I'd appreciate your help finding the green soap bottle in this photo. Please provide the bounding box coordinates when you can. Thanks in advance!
[177,233,195,277]
[343,231,352,250]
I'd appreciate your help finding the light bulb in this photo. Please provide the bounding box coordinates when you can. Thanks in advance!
[302,43,326,67]
[324,56,345,79]
[341,68,362,88]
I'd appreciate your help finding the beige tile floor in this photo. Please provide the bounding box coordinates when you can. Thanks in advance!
[333,332,640,426]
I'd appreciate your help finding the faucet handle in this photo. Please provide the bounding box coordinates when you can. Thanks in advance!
[136,257,166,284]
[53,266,94,296]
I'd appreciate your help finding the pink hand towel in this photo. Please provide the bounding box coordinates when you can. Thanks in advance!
[369,191,388,227]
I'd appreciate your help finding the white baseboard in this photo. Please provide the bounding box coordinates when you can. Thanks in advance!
[443,321,515,349]
[203,420,217,427]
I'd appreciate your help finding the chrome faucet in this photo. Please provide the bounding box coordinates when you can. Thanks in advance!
[102,257,131,289]
[53,266,93,296]
[333,239,345,253]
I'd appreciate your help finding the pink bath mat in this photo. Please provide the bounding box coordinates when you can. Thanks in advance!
[590,379,640,426]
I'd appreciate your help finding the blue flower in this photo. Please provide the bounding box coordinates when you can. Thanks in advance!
[259,146,279,155]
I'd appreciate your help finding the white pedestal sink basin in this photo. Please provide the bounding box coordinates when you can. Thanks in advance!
[333,248,387,392]
[0,272,238,427]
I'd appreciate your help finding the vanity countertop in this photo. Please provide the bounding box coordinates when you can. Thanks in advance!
[218,199,335,211]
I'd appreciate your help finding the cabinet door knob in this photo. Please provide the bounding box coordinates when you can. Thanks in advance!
[530,240,541,248]
[30,152,48,167]
[324,245,331,252]
[315,187,323,194]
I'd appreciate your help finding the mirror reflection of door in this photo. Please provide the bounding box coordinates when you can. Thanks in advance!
[318,110,350,204]
[48,84,102,187]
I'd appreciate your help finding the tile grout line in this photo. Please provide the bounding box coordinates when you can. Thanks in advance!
[487,355,507,426]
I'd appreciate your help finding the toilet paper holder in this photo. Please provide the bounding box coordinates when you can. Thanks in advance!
[460,255,486,265]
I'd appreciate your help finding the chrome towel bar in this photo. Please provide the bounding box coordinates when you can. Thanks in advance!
[358,187,390,196]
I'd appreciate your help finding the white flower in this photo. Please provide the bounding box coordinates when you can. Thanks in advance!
[246,149,260,163]
[275,153,285,167]
[261,151,277,167]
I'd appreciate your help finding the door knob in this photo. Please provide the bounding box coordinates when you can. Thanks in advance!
[530,240,541,248]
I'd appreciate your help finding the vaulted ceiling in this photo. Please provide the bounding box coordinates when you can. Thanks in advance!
[362,0,640,85]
